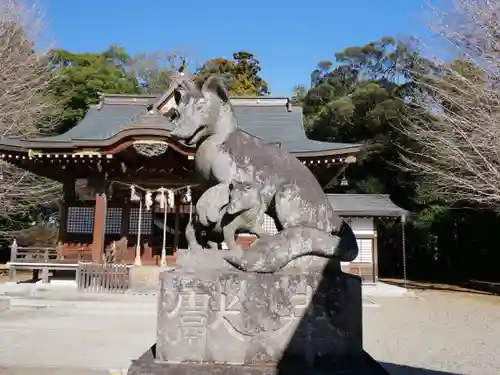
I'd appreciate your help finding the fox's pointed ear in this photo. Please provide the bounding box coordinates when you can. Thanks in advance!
[201,76,229,103]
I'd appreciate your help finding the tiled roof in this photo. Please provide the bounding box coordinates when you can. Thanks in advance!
[39,104,156,142]
[327,194,408,217]
[0,93,362,154]
[233,104,357,153]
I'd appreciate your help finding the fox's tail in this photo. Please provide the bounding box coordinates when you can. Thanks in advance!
[223,222,359,273]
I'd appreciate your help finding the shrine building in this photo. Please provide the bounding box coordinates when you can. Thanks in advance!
[0,80,406,283]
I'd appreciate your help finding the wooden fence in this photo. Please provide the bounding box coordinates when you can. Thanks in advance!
[77,262,130,293]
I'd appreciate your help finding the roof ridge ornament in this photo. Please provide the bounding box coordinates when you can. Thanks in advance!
[153,67,196,111]
[96,92,105,110]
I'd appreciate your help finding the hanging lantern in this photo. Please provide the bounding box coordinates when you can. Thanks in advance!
[130,185,141,202]
[156,187,167,209]
[167,189,175,209]
[182,186,192,204]
[145,190,153,211]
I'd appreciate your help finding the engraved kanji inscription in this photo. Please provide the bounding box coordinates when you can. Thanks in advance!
[210,280,242,319]
[179,289,210,345]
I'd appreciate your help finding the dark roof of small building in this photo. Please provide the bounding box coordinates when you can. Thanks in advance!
[0,92,362,155]
[327,194,408,217]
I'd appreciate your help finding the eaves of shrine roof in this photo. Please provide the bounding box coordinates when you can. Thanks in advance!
[0,93,362,156]
[327,194,409,218]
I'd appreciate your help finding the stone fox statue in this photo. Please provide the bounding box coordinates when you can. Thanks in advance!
[169,76,358,269]
[185,197,269,252]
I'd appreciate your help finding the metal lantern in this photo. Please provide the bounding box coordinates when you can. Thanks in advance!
[167,189,175,209]
[130,185,141,202]
[145,190,153,211]
[156,187,167,209]
[182,186,192,204]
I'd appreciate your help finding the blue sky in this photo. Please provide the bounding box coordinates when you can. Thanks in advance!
[42,0,428,96]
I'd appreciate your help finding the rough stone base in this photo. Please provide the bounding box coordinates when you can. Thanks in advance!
[156,263,362,364]
[127,344,390,375]
[127,257,389,374]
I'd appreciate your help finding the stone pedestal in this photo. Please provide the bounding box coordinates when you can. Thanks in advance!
[127,256,389,374]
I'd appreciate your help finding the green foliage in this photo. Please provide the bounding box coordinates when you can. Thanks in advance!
[196,57,236,91]
[301,37,500,281]
[197,51,269,96]
[49,47,271,135]
[49,45,140,134]
[303,38,432,208]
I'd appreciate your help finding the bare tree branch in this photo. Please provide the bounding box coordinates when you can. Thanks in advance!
[128,49,202,94]
[0,0,62,232]
[401,0,500,210]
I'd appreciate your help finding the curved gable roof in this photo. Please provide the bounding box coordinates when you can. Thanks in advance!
[0,92,362,156]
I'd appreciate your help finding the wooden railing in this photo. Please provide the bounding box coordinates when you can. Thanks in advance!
[10,240,92,263]
[77,262,130,293]
[8,240,91,283]
[11,246,58,262]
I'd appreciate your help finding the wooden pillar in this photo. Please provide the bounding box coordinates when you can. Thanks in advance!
[173,194,180,253]
[58,204,68,244]
[92,192,107,263]
[58,180,74,243]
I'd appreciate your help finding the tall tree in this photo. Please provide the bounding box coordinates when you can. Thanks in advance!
[301,35,500,282]
[0,0,61,232]
[231,51,269,96]
[129,51,191,94]
[401,0,500,211]
[196,51,269,96]
[304,37,422,205]
[49,46,139,134]
[299,38,459,279]
[196,57,235,89]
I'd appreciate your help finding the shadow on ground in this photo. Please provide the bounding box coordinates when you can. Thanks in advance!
[381,278,500,296]
[133,345,462,375]
[382,363,460,375]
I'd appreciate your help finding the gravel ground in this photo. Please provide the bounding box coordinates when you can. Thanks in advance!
[364,290,500,375]
[0,288,499,375]
[0,303,156,374]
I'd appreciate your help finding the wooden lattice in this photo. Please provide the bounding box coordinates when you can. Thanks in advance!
[128,208,152,234]
[67,207,95,233]
[105,207,122,234]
